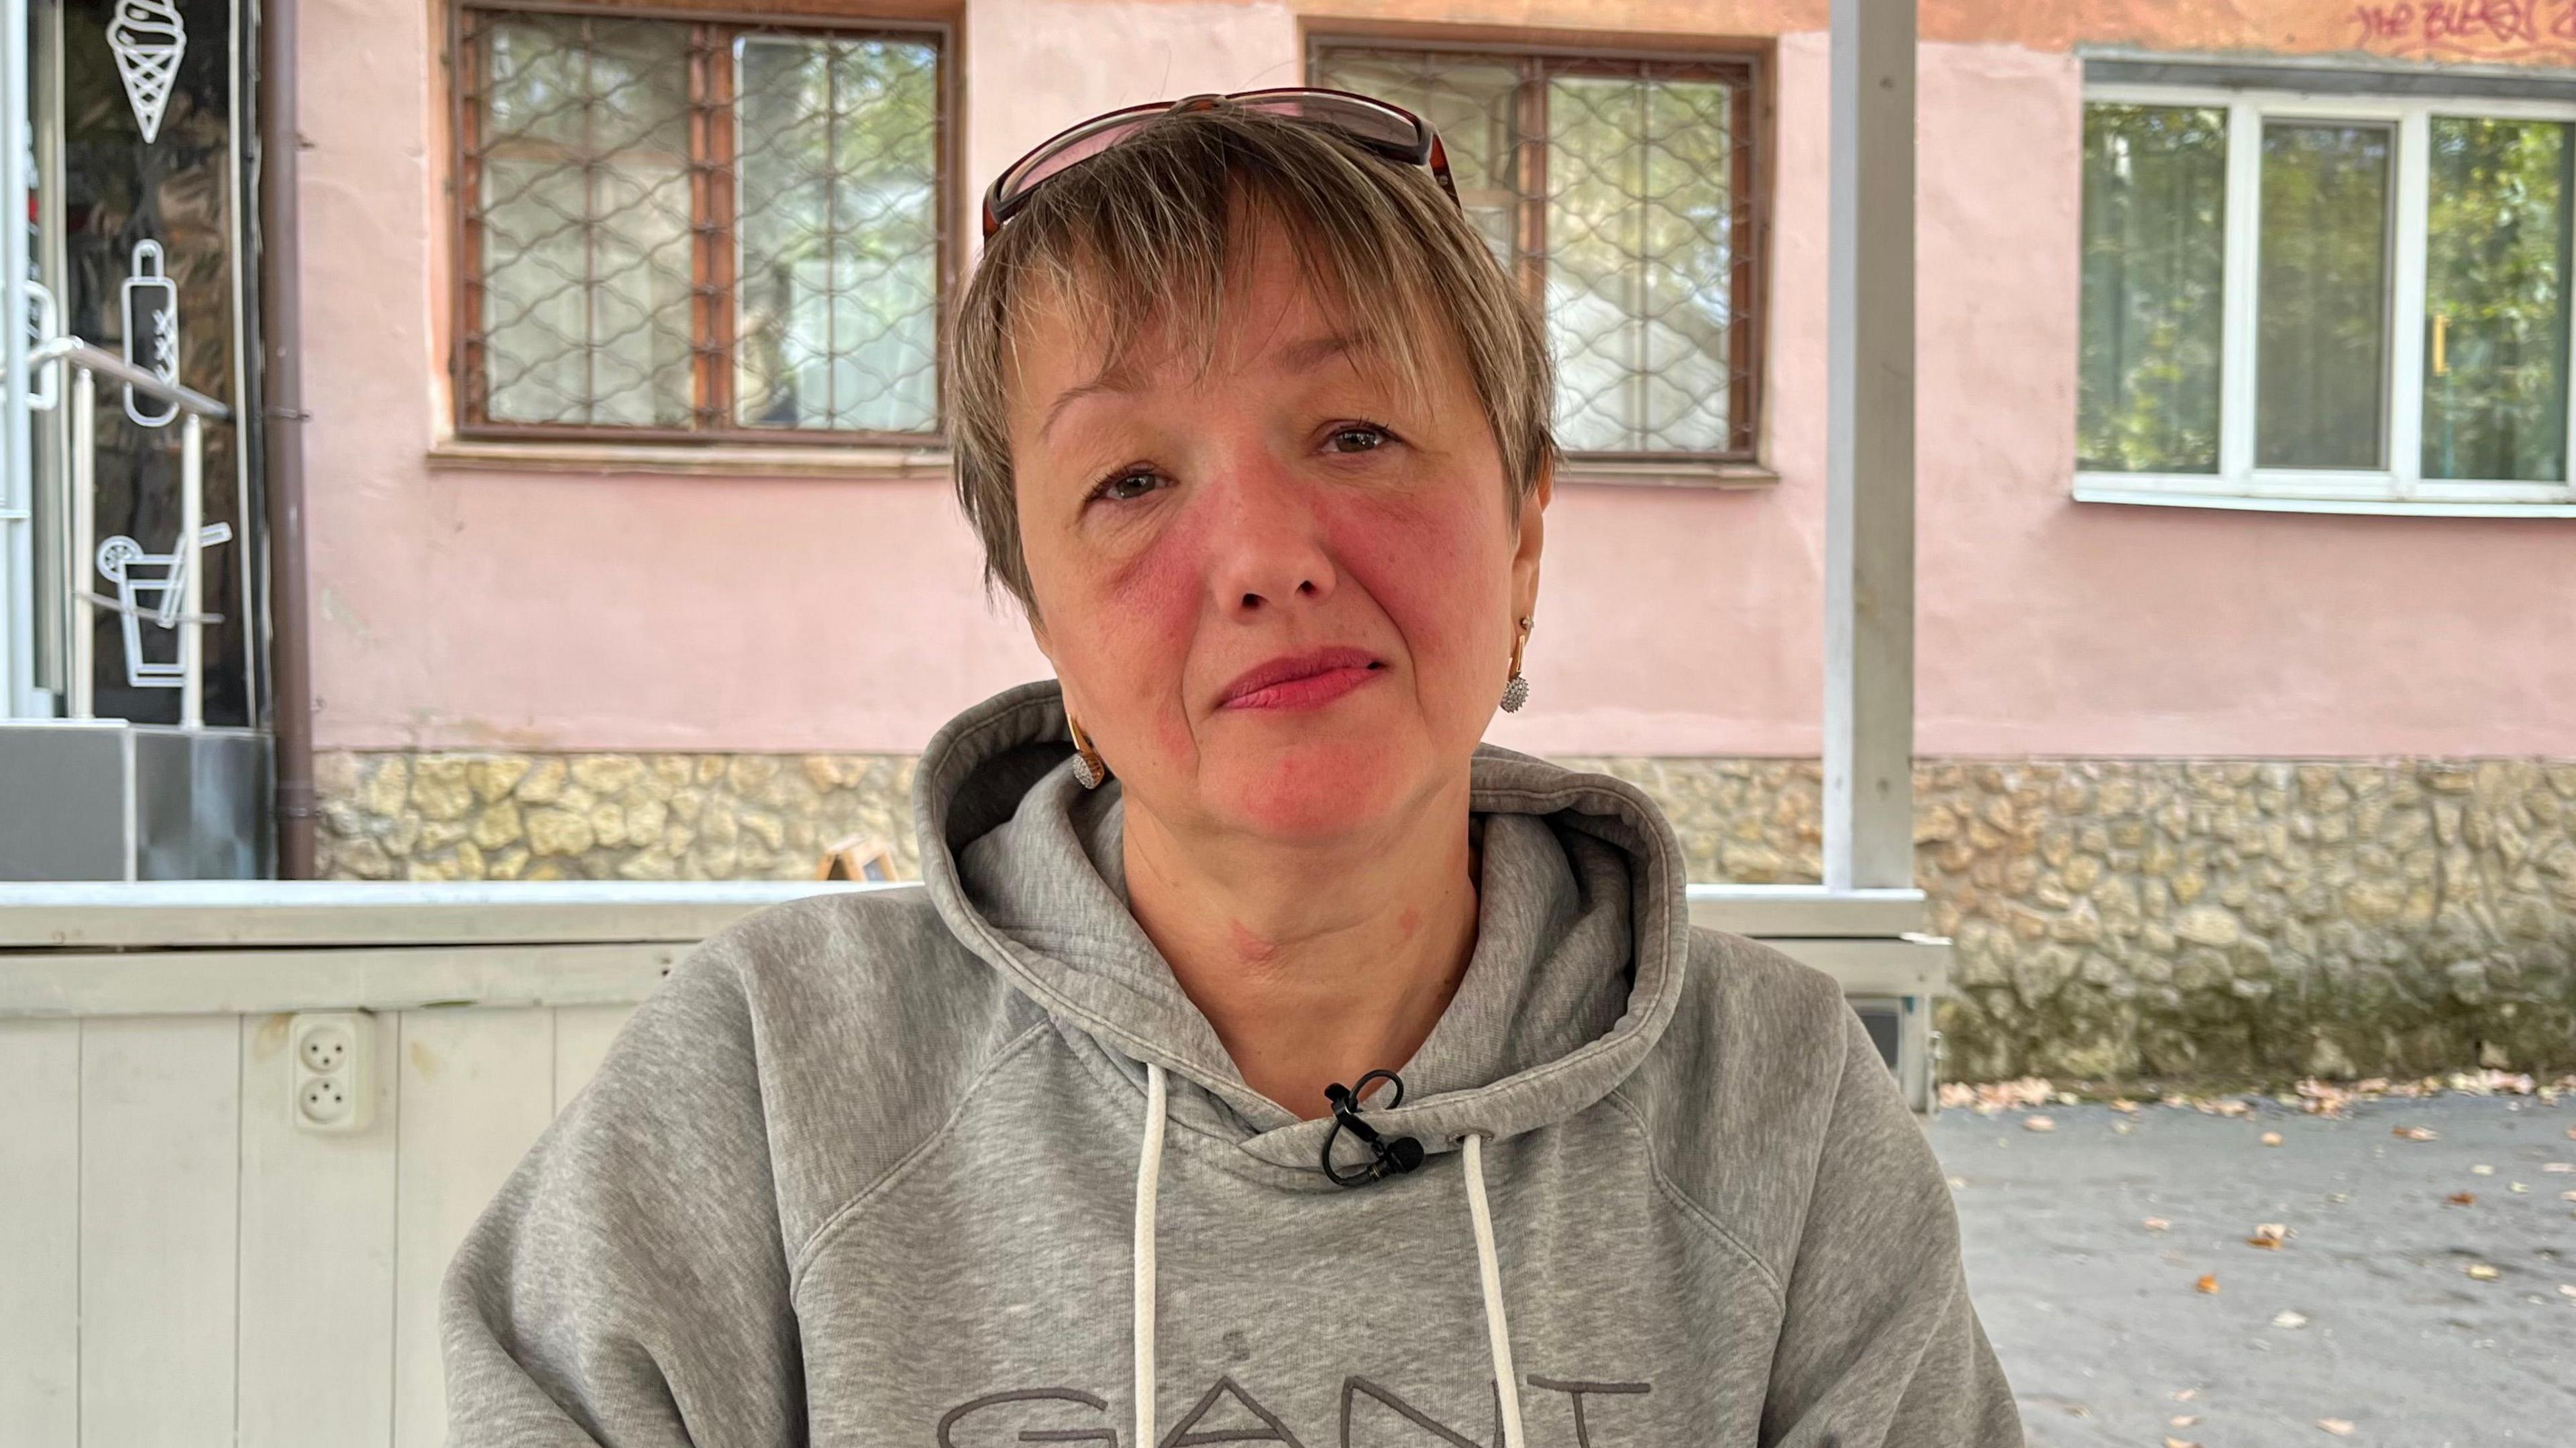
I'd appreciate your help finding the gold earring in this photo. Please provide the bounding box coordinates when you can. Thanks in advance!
[1066,710,1108,789]
[1500,616,1534,713]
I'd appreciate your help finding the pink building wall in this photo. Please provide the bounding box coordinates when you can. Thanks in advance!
[294,0,2576,759]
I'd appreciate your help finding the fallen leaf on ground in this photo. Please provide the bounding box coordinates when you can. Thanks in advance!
[2471,1163,2496,1175]
[2467,1262,2502,1280]
[2318,1419,2356,1436]
[2565,1125,2575,1139]
[2170,1414,2200,1427]
[2113,1121,2135,1135]
[2111,1097,2140,1114]
[2023,1115,2056,1133]
[2272,1308,2309,1328]
[2296,1078,2352,1115]
[1939,1076,2057,1113]
[2559,1284,2575,1298]
[2542,1162,2573,1172]
[2143,1217,2171,1232]
[2561,1190,2576,1203]
[2174,1388,2198,1401]
[2247,1222,2292,1248]
[2166,1438,2202,1448]
[2512,1182,2528,1193]
[2261,1131,2284,1146]
[2196,1274,2220,1294]
[2448,1070,2537,1095]
[2328,1191,2351,1203]
[2395,1125,2438,1141]
[2448,1191,2477,1206]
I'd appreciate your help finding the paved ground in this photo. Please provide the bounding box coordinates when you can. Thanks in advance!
[1932,1093,2576,1447]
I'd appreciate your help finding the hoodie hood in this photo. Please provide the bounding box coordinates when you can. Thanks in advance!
[912,677,1691,1188]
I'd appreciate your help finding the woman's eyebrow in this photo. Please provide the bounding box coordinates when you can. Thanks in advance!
[1040,331,1373,443]
[1273,330,1368,372]
[1040,371,1134,443]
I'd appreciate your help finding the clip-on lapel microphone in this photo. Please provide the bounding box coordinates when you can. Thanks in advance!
[1320,1068,1426,1188]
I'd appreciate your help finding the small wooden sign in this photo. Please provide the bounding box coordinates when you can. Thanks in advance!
[814,834,898,882]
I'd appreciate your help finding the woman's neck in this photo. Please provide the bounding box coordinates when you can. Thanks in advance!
[1121,774,1481,1121]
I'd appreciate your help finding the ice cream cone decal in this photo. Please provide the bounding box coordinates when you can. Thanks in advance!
[108,0,186,145]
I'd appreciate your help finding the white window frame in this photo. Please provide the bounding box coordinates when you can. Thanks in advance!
[2077,82,2576,518]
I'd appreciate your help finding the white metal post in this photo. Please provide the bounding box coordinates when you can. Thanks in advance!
[1,0,33,718]
[68,367,89,716]
[180,409,203,728]
[1824,0,1918,892]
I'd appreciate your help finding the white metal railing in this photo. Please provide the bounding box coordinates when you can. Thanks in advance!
[23,334,233,727]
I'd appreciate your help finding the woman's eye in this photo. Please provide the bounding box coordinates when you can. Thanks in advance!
[1328,423,1394,453]
[1091,469,1162,503]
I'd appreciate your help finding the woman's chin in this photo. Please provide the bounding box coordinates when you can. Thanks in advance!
[1205,742,1424,843]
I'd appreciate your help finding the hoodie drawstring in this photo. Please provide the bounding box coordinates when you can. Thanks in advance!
[1460,1131,1528,1448]
[1129,1066,1530,1448]
[1135,1062,1168,1448]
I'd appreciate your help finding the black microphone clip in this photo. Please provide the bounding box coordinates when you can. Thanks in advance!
[1320,1069,1426,1188]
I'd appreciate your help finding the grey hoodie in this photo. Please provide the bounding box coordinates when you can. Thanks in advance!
[443,678,2023,1447]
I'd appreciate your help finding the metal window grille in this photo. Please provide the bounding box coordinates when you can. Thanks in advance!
[1311,42,1765,462]
[453,4,949,442]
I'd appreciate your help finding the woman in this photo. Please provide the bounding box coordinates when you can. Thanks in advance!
[443,91,2023,1447]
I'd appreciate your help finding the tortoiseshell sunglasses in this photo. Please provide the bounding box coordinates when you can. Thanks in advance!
[980,87,1462,241]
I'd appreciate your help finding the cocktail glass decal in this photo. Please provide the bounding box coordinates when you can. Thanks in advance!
[91,524,230,688]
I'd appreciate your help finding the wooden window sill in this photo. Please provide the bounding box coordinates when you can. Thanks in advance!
[426,438,953,481]
[1556,460,1780,489]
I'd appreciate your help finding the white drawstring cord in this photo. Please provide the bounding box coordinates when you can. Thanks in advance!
[1134,1062,1169,1448]
[1460,1132,1527,1448]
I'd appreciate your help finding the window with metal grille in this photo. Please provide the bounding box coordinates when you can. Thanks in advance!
[452,5,948,442]
[1311,40,1764,463]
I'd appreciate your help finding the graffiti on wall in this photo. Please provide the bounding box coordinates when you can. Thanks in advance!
[2348,1,2576,56]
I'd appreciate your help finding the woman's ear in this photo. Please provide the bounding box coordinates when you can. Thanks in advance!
[1509,459,1552,618]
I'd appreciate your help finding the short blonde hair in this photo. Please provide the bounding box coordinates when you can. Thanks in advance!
[945,100,1558,616]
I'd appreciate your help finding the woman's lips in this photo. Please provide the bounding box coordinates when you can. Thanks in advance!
[1216,646,1383,711]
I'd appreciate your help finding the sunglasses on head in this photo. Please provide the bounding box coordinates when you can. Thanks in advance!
[980,87,1462,241]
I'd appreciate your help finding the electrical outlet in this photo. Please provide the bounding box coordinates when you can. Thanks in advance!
[299,1022,352,1074]
[288,1011,376,1135]
[299,1074,356,1125]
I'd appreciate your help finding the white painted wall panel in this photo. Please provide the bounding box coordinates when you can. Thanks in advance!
[78,1015,239,1448]
[0,1018,82,1447]
[237,1009,401,1448]
[390,1007,556,1448]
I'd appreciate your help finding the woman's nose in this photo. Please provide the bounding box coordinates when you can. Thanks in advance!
[1203,458,1338,616]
